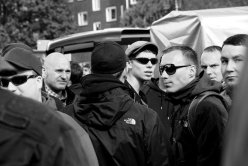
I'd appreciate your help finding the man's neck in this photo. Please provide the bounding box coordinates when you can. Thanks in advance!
[37,91,42,102]
[158,78,167,93]
[45,84,65,100]
[226,86,234,99]
[126,75,143,93]
[31,90,42,103]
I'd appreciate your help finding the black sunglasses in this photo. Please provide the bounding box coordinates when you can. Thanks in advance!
[159,64,191,75]
[131,58,158,65]
[0,75,37,87]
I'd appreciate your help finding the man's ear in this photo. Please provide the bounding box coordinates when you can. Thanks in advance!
[36,76,43,89]
[42,67,46,78]
[126,61,133,71]
[189,65,197,78]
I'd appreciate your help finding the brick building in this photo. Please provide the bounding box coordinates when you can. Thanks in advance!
[67,0,138,32]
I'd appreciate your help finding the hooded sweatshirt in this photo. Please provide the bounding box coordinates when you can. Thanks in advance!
[141,78,174,137]
[66,74,171,166]
[166,71,228,166]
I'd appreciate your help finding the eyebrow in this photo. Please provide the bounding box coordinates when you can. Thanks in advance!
[233,55,245,58]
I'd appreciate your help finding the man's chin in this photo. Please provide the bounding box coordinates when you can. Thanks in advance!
[55,85,67,91]
[226,80,237,88]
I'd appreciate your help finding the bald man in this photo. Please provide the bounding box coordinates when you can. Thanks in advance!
[43,52,75,106]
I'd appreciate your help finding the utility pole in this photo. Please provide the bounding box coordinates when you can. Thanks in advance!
[175,0,179,11]
[174,0,182,11]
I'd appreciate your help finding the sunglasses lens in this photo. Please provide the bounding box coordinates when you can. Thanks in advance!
[0,78,10,87]
[150,58,158,65]
[11,76,28,86]
[159,66,165,75]
[136,58,149,64]
[135,58,158,65]
[166,65,176,75]
[159,64,177,75]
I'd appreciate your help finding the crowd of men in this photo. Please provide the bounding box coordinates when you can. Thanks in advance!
[0,33,247,166]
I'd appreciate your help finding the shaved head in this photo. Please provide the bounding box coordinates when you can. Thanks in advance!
[43,52,69,68]
[43,52,71,93]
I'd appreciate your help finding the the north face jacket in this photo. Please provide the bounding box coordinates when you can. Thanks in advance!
[166,71,228,166]
[64,74,171,166]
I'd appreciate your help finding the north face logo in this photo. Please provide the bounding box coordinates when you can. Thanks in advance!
[124,118,136,125]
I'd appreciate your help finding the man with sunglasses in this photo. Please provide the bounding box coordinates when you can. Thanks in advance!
[1,45,99,166]
[0,54,95,166]
[3,47,43,101]
[64,41,172,166]
[2,47,64,110]
[154,46,227,166]
[125,41,158,104]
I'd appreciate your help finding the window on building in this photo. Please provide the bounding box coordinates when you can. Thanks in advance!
[93,22,101,31]
[106,6,117,22]
[92,0,100,11]
[130,0,137,5]
[78,12,88,26]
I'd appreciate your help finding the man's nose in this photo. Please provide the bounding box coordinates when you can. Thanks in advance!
[60,71,67,78]
[146,61,153,68]
[161,70,169,78]
[8,82,18,93]
[226,60,235,72]
[206,66,212,74]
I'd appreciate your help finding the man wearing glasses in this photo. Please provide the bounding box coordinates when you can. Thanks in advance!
[157,46,228,166]
[2,47,63,110]
[125,41,158,104]
[64,41,172,166]
[1,46,99,166]
[0,50,96,166]
[2,47,43,101]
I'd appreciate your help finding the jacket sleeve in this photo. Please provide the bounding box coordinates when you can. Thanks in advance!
[194,97,228,166]
[57,112,99,166]
[50,126,97,166]
[144,108,172,166]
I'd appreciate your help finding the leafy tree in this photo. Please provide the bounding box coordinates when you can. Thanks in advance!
[0,0,78,49]
[182,0,248,10]
[121,0,248,28]
[0,25,10,49]
[121,0,174,28]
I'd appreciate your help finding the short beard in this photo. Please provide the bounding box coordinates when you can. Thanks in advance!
[226,85,235,99]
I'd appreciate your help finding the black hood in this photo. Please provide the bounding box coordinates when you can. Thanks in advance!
[74,74,133,129]
[69,83,82,95]
[146,78,162,93]
[168,71,222,103]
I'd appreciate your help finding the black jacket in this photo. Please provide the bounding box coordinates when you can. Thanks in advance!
[0,88,91,166]
[69,83,82,96]
[64,74,171,166]
[167,71,228,166]
[124,80,147,105]
[141,78,174,137]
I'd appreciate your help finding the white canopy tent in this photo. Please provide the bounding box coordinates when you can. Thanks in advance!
[150,6,248,56]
